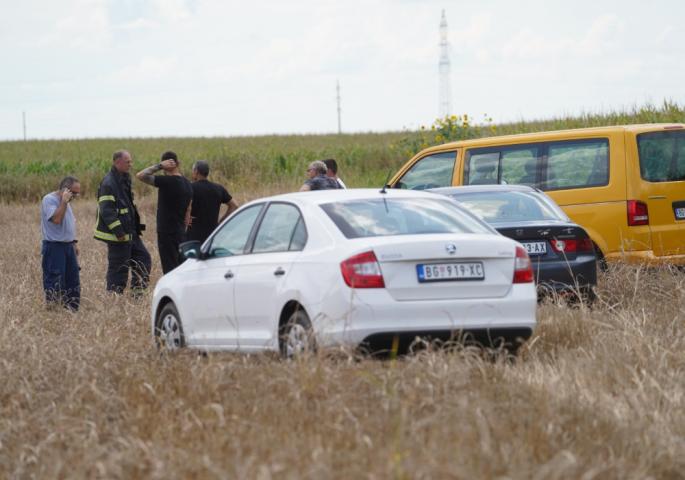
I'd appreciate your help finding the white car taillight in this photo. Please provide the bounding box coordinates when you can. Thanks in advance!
[513,246,534,283]
[340,251,385,288]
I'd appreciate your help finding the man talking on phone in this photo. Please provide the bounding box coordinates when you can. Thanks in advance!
[40,176,81,311]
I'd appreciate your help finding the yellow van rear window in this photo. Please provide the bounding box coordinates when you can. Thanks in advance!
[637,131,685,182]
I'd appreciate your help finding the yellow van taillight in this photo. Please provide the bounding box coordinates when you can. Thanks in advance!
[627,200,649,226]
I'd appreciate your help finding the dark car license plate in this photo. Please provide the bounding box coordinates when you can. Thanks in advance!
[521,241,547,255]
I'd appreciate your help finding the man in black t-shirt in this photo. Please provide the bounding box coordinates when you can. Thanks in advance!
[136,151,193,274]
[188,160,239,244]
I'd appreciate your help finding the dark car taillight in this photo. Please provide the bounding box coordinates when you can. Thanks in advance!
[341,251,385,288]
[627,200,649,226]
[513,246,533,283]
[550,237,594,253]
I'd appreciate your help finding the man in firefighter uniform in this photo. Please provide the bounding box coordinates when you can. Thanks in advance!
[95,150,152,294]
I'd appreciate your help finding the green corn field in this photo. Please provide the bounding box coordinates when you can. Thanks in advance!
[2,101,684,202]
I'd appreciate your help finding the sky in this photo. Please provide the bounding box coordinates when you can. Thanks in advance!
[1,0,684,140]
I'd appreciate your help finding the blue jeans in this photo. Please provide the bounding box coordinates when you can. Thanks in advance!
[41,241,80,311]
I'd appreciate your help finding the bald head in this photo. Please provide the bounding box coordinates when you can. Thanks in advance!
[113,150,132,174]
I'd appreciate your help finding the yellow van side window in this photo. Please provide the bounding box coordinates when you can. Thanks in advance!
[466,146,539,186]
[467,153,498,185]
[396,152,456,190]
[544,140,608,190]
[465,139,608,191]
[502,148,538,186]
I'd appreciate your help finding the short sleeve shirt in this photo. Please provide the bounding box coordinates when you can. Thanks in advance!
[153,175,193,233]
[304,175,341,191]
[188,180,232,243]
[41,193,76,242]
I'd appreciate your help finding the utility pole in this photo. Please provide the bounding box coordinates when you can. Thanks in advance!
[336,80,342,134]
[438,9,452,118]
[22,111,27,141]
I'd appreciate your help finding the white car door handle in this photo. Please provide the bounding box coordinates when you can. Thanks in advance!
[224,270,234,279]
[274,267,286,276]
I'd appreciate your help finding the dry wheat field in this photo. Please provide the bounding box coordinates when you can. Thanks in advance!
[1,198,684,479]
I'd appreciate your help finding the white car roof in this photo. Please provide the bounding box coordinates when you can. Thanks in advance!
[243,188,443,208]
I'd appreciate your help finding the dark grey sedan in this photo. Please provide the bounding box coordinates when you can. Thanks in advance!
[430,185,597,302]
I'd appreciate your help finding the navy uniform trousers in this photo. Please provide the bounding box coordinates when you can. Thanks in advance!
[106,234,152,294]
[41,241,80,311]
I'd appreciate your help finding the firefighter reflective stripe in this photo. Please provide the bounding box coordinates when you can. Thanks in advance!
[107,220,122,230]
[119,208,129,214]
[98,195,116,203]
[94,230,131,242]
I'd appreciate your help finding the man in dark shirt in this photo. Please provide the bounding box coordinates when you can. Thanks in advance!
[299,160,341,191]
[323,158,347,189]
[136,151,193,274]
[188,160,239,244]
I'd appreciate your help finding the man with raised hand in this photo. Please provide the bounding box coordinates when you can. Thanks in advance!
[41,176,81,311]
[137,151,193,274]
[95,150,151,295]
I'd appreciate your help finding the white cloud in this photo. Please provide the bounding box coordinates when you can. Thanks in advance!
[50,0,111,49]
[114,17,160,31]
[575,14,625,56]
[110,56,179,85]
[2,0,685,139]
[150,0,192,22]
[657,25,675,44]
[453,12,493,46]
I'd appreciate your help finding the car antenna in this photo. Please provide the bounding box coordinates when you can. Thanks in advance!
[379,169,393,194]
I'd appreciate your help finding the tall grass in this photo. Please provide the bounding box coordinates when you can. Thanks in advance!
[2,101,684,202]
[1,203,684,478]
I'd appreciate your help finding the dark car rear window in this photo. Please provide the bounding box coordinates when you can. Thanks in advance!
[448,191,567,223]
[320,198,493,239]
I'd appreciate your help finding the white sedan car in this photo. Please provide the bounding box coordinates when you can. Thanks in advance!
[151,189,537,356]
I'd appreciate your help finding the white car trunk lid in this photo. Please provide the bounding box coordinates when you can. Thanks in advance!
[371,234,516,301]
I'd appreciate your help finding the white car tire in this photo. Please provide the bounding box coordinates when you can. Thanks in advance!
[280,310,316,359]
[156,302,186,351]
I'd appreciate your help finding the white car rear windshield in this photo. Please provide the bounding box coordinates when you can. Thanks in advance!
[321,198,494,239]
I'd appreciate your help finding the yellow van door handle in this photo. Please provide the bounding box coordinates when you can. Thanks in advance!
[648,195,666,200]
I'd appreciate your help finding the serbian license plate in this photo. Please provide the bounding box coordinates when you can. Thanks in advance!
[417,262,484,282]
[521,241,547,255]
[675,207,685,220]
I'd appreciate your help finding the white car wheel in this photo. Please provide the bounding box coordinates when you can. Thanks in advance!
[280,310,315,359]
[157,302,185,350]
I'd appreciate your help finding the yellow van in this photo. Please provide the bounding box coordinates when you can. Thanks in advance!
[389,124,685,265]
